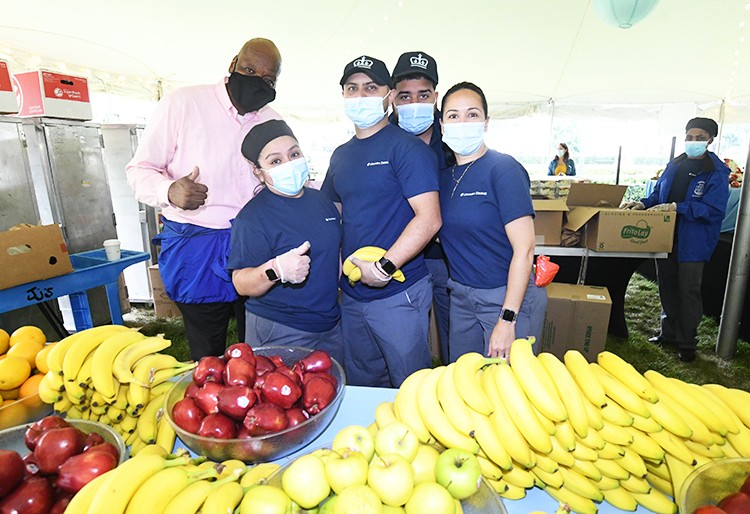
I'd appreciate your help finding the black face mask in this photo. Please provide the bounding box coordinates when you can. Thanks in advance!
[227,72,276,114]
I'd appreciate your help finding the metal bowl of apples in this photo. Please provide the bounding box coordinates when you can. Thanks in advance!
[678,458,750,513]
[164,345,346,463]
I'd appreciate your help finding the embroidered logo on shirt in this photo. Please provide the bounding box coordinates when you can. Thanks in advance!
[325,217,338,222]
[692,180,705,198]
[459,191,488,197]
[366,161,390,167]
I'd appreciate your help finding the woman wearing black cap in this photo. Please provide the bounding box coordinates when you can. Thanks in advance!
[624,117,729,362]
[227,120,343,363]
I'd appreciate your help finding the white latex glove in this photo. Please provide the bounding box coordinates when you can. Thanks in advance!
[274,241,311,284]
[647,202,677,212]
[619,201,645,210]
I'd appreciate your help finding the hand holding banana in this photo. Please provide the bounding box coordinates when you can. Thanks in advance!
[343,246,405,287]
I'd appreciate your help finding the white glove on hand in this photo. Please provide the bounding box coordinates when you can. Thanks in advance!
[647,202,677,212]
[619,201,645,210]
[274,241,311,284]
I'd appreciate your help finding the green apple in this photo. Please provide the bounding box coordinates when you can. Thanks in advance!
[325,448,369,494]
[367,454,415,507]
[374,420,420,462]
[281,454,331,509]
[333,485,383,514]
[411,444,440,484]
[382,506,406,513]
[434,448,482,500]
[239,484,294,514]
[311,447,336,465]
[318,495,337,514]
[332,425,376,461]
[404,482,455,514]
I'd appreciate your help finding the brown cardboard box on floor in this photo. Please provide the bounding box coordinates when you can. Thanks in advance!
[148,264,181,318]
[0,224,73,290]
[533,199,568,246]
[563,183,675,253]
[540,282,611,361]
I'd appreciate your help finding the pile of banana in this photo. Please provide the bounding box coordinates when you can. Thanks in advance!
[35,325,196,454]
[391,339,750,514]
[343,246,405,285]
[65,446,280,514]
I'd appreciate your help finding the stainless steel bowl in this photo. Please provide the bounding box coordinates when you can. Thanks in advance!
[163,346,346,463]
[0,418,127,465]
[678,458,750,513]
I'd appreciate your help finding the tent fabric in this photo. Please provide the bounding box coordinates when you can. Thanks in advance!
[2,0,750,121]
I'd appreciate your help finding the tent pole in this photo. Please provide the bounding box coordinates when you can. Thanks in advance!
[548,99,555,169]
[716,99,726,155]
[615,145,622,184]
[669,136,676,161]
[716,145,750,358]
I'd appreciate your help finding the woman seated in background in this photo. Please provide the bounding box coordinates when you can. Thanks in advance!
[548,142,576,176]
[228,120,343,364]
[437,82,547,360]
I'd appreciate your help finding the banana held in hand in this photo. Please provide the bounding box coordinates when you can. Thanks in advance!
[343,246,406,284]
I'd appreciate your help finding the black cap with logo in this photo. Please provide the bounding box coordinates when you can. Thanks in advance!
[392,51,438,87]
[340,55,393,89]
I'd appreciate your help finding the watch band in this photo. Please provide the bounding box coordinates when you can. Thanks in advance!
[265,266,280,282]
[378,257,397,276]
[499,308,518,323]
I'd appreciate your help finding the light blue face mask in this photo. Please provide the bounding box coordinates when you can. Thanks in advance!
[442,121,486,156]
[265,157,309,196]
[685,140,708,158]
[396,102,435,135]
[344,93,389,129]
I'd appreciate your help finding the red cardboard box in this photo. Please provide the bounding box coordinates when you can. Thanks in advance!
[0,60,18,114]
[12,70,92,120]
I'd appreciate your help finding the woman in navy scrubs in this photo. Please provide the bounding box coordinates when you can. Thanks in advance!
[228,120,343,364]
[437,82,547,360]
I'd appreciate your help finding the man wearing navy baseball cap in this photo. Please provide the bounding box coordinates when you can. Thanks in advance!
[321,55,442,387]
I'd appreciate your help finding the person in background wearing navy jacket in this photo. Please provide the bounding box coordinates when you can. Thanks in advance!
[622,117,729,362]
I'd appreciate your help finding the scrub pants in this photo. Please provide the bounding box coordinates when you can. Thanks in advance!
[245,311,344,367]
[342,275,432,388]
[446,275,547,362]
[655,253,705,351]
[425,257,451,365]
[176,298,247,360]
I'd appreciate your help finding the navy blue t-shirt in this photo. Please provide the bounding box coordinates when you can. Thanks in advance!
[321,123,438,301]
[439,150,534,289]
[227,187,342,332]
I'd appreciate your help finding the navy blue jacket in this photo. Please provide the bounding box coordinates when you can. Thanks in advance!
[642,151,729,262]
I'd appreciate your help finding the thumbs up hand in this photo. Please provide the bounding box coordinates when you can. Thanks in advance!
[168,166,209,210]
[275,241,311,284]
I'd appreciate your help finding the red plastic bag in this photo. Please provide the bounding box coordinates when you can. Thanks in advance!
[534,255,559,287]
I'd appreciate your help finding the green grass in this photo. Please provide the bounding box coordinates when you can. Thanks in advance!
[125,274,750,390]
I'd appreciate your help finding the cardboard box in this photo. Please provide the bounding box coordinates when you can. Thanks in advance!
[533,199,568,246]
[0,60,18,114]
[148,264,181,318]
[12,70,92,120]
[563,183,675,253]
[0,225,73,290]
[540,283,612,361]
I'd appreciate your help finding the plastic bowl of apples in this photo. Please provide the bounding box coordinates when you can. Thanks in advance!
[678,458,750,514]
[164,345,346,463]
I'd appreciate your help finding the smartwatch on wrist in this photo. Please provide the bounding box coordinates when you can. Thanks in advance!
[499,308,518,323]
[265,266,280,282]
[377,257,397,276]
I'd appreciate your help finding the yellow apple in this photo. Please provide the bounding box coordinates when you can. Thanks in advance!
[325,448,369,494]
[374,421,420,462]
[405,482,455,514]
[333,485,383,514]
[332,425,376,461]
[434,448,482,500]
[239,484,293,514]
[281,454,331,509]
[368,454,414,507]
[411,444,440,484]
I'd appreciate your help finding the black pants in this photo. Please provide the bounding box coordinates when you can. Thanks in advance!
[655,254,705,351]
[176,298,247,360]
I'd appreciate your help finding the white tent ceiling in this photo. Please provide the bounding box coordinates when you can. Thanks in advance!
[2,0,750,121]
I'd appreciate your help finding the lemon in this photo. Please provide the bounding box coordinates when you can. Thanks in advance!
[34,343,56,374]
[0,356,32,390]
[9,326,46,347]
[6,340,44,369]
[0,329,9,355]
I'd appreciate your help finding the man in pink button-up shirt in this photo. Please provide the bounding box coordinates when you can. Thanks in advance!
[126,38,282,359]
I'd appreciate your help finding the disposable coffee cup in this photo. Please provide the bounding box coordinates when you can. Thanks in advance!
[103,239,121,261]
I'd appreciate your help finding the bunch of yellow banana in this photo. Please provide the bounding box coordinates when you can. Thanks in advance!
[35,324,195,450]
[63,449,270,514]
[391,339,750,514]
[343,246,406,285]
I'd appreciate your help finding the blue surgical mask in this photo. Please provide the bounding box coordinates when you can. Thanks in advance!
[344,93,389,129]
[442,122,486,156]
[397,102,435,135]
[685,141,708,158]
[557,149,566,158]
[264,158,309,196]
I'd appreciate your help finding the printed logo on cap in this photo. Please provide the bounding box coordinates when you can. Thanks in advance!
[353,56,373,69]
[410,53,429,70]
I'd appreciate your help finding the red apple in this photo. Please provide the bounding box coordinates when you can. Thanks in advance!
[34,427,86,475]
[0,476,54,514]
[286,408,309,428]
[49,494,73,514]
[197,413,238,439]
[171,397,206,433]
[224,357,257,387]
[296,350,332,374]
[302,375,337,415]
[84,442,120,462]
[694,507,728,514]
[254,355,276,375]
[217,386,257,420]
[268,355,285,368]
[741,474,750,496]
[0,450,24,498]
[719,492,750,514]
[185,381,201,399]
[243,403,288,435]
[82,432,105,452]
[193,382,225,415]
[261,371,302,410]
[24,416,70,451]
[23,453,40,477]
[224,343,256,366]
[275,364,302,386]
[192,356,225,386]
[303,371,337,390]
[56,450,117,493]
